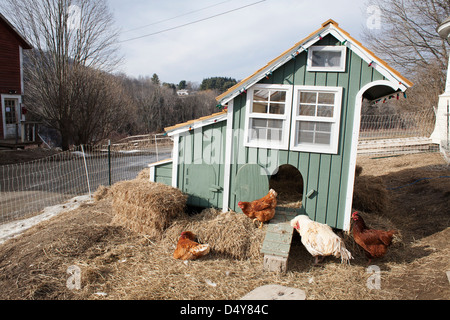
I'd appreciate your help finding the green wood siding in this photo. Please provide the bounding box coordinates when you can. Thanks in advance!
[154,34,391,230]
[229,34,387,229]
[154,161,172,186]
[177,120,227,208]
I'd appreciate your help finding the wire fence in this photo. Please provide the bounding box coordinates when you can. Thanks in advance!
[0,135,172,225]
[0,108,444,225]
[357,108,438,155]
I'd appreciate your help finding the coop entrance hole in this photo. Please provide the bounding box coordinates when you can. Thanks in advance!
[269,164,304,207]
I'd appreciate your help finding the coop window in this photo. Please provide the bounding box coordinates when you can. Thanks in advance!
[290,86,343,154]
[245,84,292,149]
[307,46,347,72]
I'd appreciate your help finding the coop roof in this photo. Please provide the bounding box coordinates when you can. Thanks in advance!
[165,110,227,136]
[216,19,413,105]
[165,19,413,135]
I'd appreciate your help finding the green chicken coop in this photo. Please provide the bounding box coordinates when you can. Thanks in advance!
[149,19,412,231]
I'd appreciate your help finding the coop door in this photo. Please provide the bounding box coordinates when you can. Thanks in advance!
[234,164,270,206]
[184,164,220,207]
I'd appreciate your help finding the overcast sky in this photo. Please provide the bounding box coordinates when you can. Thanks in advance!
[109,0,371,84]
[4,0,371,85]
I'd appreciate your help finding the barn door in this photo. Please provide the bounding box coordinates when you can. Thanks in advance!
[184,164,221,207]
[234,164,269,207]
[3,98,20,139]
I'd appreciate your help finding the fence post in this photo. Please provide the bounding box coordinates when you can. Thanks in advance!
[155,134,159,162]
[81,145,91,198]
[108,140,112,186]
[447,101,449,150]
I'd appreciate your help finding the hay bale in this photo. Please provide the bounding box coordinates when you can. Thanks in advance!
[353,175,389,213]
[111,180,187,238]
[164,209,265,260]
[136,168,150,180]
[93,185,110,201]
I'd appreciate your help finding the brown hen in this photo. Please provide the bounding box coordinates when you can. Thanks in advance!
[238,189,277,228]
[173,231,210,260]
[352,211,396,263]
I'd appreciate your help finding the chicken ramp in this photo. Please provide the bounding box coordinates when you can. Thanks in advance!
[261,207,303,273]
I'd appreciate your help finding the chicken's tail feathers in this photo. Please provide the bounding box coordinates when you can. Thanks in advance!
[335,240,353,264]
[380,230,397,246]
[191,244,211,257]
[339,247,353,264]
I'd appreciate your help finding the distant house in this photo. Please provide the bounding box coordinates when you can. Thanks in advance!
[177,89,189,97]
[0,13,32,140]
[150,19,412,231]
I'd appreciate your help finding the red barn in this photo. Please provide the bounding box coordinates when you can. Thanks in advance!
[0,13,32,140]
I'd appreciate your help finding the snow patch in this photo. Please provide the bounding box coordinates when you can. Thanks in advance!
[0,195,92,245]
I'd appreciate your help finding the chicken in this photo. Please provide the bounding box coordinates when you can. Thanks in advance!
[351,211,396,263]
[238,189,277,228]
[290,215,353,265]
[173,231,210,260]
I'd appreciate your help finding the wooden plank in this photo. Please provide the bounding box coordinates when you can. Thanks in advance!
[315,72,327,87]
[155,167,172,177]
[335,49,363,229]
[261,208,297,259]
[283,58,296,85]
[358,137,433,149]
[278,149,288,166]
[298,152,310,209]
[315,154,331,224]
[272,63,285,84]
[261,244,291,258]
[193,128,203,164]
[264,231,293,244]
[229,94,246,211]
[293,51,307,86]
[156,177,172,186]
[305,153,320,220]
[326,155,342,227]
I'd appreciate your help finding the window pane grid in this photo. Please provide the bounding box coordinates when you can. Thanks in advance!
[5,99,18,124]
[252,89,287,115]
[251,119,283,142]
[298,91,335,118]
[297,121,332,145]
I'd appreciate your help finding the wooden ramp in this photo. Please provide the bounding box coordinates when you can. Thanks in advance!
[261,207,302,273]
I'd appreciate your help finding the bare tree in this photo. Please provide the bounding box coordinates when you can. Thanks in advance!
[363,0,450,111]
[1,0,122,149]
[69,67,132,145]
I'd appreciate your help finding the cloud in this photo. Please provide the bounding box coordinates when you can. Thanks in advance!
[111,0,368,84]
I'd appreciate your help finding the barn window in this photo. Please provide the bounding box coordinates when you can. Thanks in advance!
[290,86,343,154]
[4,99,18,124]
[245,84,292,149]
[307,46,347,72]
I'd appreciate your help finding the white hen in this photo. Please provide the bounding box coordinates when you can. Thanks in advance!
[290,215,353,265]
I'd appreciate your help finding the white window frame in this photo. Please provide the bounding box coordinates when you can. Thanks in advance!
[244,84,292,150]
[307,45,347,72]
[290,85,343,154]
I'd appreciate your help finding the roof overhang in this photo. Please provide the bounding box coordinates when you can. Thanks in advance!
[165,110,228,136]
[216,19,412,106]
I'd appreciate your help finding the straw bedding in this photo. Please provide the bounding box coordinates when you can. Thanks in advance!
[163,208,265,260]
[0,154,449,300]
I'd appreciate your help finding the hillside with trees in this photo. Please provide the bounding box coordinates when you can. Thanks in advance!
[200,77,237,92]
